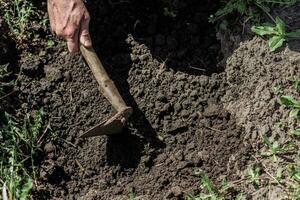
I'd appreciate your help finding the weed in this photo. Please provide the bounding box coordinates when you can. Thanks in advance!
[280,95,300,119]
[0,109,43,200]
[288,76,300,93]
[161,0,177,18]
[260,136,292,162]
[186,174,230,200]
[251,16,300,51]
[2,0,34,40]
[290,129,300,136]
[272,84,282,95]
[209,0,296,23]
[128,188,136,200]
[246,167,261,187]
[47,39,55,48]
[0,64,14,95]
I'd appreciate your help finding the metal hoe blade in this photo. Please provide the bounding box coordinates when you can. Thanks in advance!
[80,107,132,138]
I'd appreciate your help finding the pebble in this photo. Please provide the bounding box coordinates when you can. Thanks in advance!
[44,142,55,153]
[139,54,149,61]
[171,186,182,197]
[181,109,189,117]
[174,102,182,112]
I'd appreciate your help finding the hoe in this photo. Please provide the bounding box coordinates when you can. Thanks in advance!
[79,45,133,138]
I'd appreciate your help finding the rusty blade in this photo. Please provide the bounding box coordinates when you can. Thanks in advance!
[79,113,124,138]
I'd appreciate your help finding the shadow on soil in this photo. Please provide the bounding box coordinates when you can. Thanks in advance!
[87,0,221,168]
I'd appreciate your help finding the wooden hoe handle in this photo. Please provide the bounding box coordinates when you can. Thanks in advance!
[80,45,128,113]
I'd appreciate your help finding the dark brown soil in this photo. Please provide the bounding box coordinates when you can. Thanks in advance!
[4,0,257,199]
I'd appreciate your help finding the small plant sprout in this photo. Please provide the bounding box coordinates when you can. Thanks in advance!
[128,188,136,200]
[288,76,300,93]
[163,7,177,18]
[251,16,300,51]
[261,136,284,162]
[290,129,300,136]
[280,96,300,119]
[246,167,261,187]
[186,175,230,200]
[0,109,43,200]
[161,0,177,18]
[3,0,35,40]
[0,64,14,95]
[272,84,282,95]
[209,0,297,23]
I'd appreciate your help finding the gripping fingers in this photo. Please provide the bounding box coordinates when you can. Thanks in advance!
[79,13,92,48]
[66,29,79,53]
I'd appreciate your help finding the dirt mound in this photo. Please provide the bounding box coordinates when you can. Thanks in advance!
[14,0,253,199]
[222,36,300,146]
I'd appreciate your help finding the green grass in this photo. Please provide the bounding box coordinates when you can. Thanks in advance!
[185,169,245,200]
[1,0,35,40]
[209,0,296,23]
[0,64,14,95]
[251,16,300,51]
[188,77,300,199]
[1,62,44,200]
[0,109,43,200]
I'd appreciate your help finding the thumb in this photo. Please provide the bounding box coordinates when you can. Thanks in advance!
[79,13,92,48]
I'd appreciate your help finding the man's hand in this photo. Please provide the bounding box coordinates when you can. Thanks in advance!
[47,0,92,53]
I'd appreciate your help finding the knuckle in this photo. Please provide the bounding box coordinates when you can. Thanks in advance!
[81,29,90,36]
[83,12,90,21]
[63,28,76,38]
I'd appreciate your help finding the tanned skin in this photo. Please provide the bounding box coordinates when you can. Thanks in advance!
[47,0,92,53]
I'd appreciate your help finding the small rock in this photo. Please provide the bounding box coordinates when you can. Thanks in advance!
[174,150,184,161]
[161,103,171,113]
[44,142,55,154]
[39,50,46,57]
[176,74,187,81]
[171,186,182,197]
[190,90,198,97]
[203,103,220,117]
[199,75,209,86]
[139,54,149,61]
[177,161,188,170]
[63,71,71,81]
[174,102,182,112]
[181,109,190,117]
[156,92,167,102]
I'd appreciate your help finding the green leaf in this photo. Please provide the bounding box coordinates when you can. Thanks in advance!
[290,129,300,136]
[251,25,277,36]
[47,39,55,47]
[19,179,33,200]
[221,177,228,191]
[289,108,300,118]
[201,175,216,194]
[272,141,280,151]
[280,96,300,108]
[292,172,300,182]
[263,135,272,147]
[275,16,286,35]
[286,29,300,38]
[276,167,283,180]
[269,36,285,51]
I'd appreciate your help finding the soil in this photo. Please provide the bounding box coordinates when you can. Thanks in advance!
[11,0,252,199]
[3,0,300,200]
[223,36,300,147]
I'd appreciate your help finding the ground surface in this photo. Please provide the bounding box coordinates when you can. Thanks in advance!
[1,0,300,200]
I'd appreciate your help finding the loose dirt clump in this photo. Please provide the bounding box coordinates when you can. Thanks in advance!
[223,37,300,146]
[11,0,254,199]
